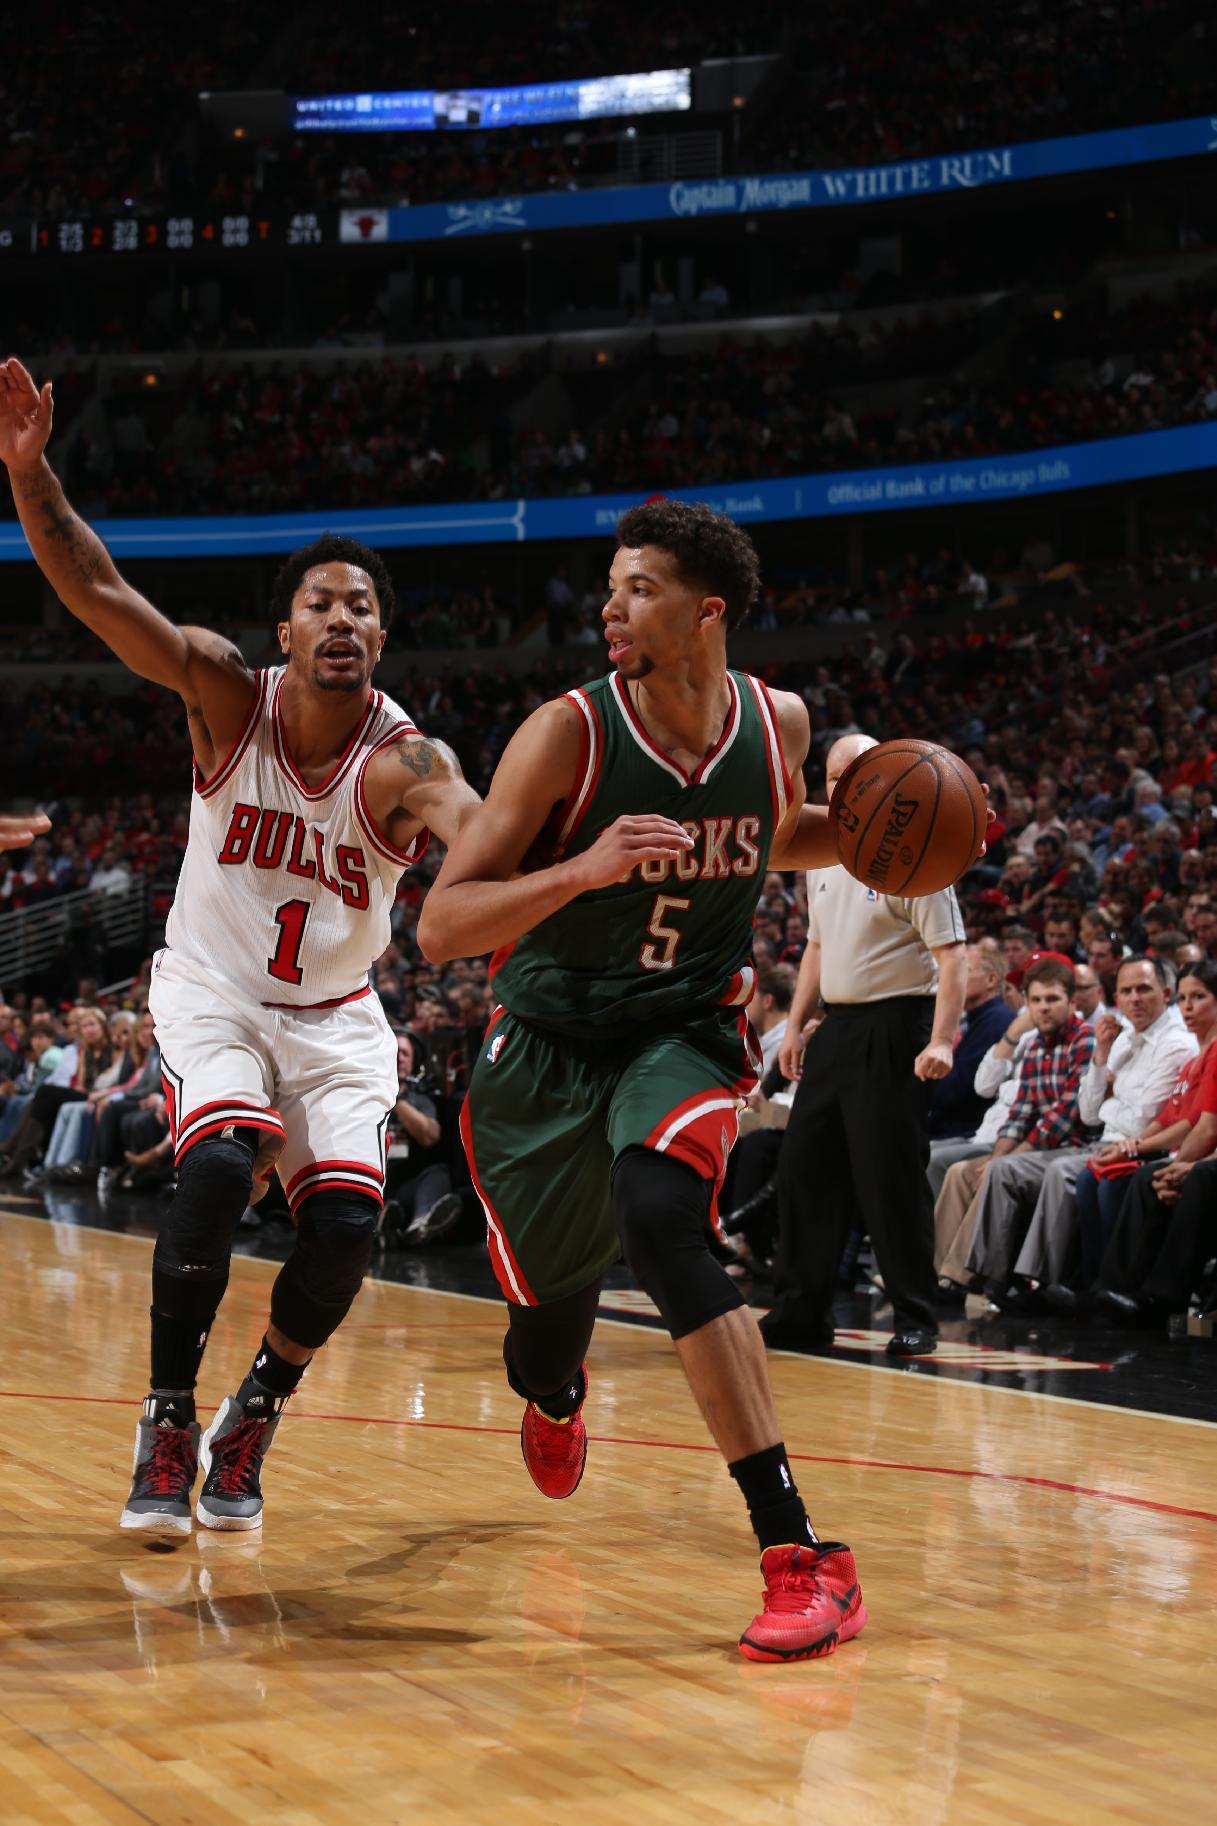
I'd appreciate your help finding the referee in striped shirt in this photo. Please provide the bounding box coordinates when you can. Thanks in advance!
[760,734,967,1360]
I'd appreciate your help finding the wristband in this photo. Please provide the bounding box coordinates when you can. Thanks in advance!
[1003,1028,1021,1045]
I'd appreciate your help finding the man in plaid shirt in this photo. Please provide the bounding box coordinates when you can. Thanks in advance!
[962,957,1096,1291]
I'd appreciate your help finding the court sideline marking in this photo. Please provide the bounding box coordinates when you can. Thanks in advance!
[2,1201,1214,1436]
[0,1383,1212,1526]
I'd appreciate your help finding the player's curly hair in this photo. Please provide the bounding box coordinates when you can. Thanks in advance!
[615,499,760,630]
[271,534,397,629]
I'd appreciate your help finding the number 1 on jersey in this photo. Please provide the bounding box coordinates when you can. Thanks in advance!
[269,898,310,985]
[640,893,691,971]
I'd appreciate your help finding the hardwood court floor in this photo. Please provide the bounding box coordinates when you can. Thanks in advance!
[1,1205,1215,1826]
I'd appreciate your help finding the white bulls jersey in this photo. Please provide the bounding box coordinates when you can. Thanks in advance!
[166,667,425,1008]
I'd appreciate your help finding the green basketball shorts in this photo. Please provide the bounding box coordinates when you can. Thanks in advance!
[460,1005,761,1305]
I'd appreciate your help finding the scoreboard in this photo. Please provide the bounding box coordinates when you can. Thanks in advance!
[0,210,331,259]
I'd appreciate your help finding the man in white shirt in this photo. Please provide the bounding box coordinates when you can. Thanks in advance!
[986,954,1195,1297]
[89,843,133,897]
[1015,790,1069,858]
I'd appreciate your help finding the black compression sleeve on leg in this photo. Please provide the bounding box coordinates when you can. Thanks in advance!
[503,1280,601,1414]
[269,1191,379,1351]
[150,1133,255,1388]
[611,1146,744,1341]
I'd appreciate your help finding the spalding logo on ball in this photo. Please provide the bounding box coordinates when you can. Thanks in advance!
[829,740,988,896]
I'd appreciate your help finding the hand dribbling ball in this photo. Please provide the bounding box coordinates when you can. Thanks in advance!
[829,739,988,896]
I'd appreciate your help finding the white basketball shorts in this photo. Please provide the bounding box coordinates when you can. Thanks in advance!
[149,947,397,1211]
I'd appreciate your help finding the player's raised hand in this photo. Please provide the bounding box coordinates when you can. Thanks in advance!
[572,813,695,890]
[0,358,54,471]
[0,809,50,852]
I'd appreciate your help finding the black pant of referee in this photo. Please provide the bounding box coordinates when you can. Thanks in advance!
[766,997,939,1344]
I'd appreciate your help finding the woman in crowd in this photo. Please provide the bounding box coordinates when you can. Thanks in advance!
[0,1006,112,1180]
[0,1015,64,1146]
[47,1009,160,1186]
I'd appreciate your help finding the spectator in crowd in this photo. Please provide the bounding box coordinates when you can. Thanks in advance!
[89,842,133,897]
[1093,1112,1217,1330]
[0,1005,112,1180]
[974,955,1195,1303]
[929,996,1035,1206]
[1042,911,1081,960]
[48,1008,159,1186]
[959,560,990,612]
[715,968,797,1269]
[1192,900,1217,959]
[1001,924,1037,983]
[1020,834,1070,918]
[746,965,795,1080]
[1086,929,1125,1005]
[378,1031,461,1249]
[1017,791,1069,859]
[933,959,1086,1293]
[0,1014,63,1146]
[1071,962,1107,1027]
[927,944,1010,1141]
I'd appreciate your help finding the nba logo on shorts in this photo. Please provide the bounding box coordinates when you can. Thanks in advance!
[487,1032,507,1064]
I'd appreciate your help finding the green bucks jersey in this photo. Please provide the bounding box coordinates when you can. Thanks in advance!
[492,669,792,1035]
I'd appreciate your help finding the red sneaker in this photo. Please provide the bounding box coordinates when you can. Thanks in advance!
[520,1368,588,1499]
[738,1541,867,1663]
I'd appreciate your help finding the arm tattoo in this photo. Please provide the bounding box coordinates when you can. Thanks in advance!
[13,463,106,588]
[395,737,442,779]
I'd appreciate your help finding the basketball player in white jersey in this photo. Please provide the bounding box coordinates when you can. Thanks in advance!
[0,357,480,1534]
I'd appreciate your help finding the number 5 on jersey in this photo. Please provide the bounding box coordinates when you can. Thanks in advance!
[269,898,310,986]
[640,893,691,971]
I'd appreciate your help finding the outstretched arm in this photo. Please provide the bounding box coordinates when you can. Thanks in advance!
[766,690,839,871]
[0,810,50,853]
[417,699,694,963]
[0,359,255,767]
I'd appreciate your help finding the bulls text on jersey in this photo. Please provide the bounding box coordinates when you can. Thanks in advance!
[217,803,372,911]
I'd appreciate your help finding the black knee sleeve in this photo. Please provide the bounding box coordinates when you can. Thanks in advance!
[611,1147,744,1341]
[503,1280,601,1406]
[270,1191,379,1350]
[151,1133,255,1326]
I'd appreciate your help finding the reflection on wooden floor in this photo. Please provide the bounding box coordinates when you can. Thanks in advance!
[1,1205,1215,1826]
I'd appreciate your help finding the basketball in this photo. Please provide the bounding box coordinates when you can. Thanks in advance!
[829,739,987,895]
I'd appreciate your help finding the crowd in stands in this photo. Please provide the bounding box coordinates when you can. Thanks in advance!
[578,285,1217,496]
[59,350,530,518]
[16,280,1210,522]
[5,2,1208,222]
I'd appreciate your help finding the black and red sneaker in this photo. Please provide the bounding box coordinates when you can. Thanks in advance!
[738,1541,868,1663]
[196,1396,281,1531]
[520,1367,588,1500]
[119,1412,201,1536]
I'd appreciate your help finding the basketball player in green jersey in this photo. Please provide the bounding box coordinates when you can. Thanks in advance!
[420,500,866,1662]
